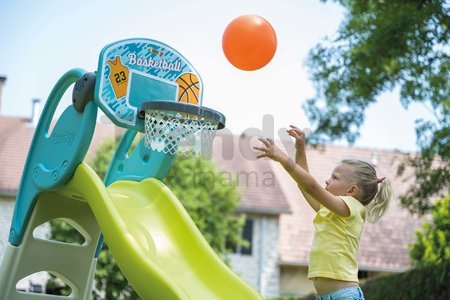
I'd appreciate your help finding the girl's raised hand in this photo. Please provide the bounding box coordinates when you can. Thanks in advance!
[254,137,287,162]
[287,125,306,150]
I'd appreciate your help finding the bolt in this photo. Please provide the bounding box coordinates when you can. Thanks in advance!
[52,170,59,181]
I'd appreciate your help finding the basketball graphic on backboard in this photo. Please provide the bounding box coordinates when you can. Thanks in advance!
[176,73,200,105]
[95,38,204,132]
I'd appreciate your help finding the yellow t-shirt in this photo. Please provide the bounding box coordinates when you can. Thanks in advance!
[308,196,366,282]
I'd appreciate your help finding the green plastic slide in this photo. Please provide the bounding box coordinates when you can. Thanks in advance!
[64,163,263,300]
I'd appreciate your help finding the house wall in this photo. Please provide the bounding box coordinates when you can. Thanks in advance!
[0,197,15,264]
[280,265,314,296]
[228,214,280,298]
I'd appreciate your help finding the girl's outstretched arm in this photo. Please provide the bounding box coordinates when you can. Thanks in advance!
[254,138,350,217]
[287,125,320,212]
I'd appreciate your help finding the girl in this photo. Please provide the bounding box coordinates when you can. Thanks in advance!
[254,125,393,300]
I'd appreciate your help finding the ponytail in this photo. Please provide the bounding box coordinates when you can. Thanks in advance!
[366,178,394,223]
[341,159,394,223]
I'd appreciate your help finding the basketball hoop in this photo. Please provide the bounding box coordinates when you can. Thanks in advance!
[139,101,225,158]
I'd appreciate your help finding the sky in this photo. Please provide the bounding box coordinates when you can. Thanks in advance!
[0,0,434,152]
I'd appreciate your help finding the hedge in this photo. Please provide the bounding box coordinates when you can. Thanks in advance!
[361,261,450,300]
[276,261,450,300]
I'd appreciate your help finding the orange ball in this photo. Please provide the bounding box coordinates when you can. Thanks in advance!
[222,15,277,71]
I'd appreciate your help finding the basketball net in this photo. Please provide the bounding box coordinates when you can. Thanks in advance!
[144,109,220,158]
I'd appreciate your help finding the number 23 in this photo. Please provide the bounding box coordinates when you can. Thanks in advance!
[114,71,127,83]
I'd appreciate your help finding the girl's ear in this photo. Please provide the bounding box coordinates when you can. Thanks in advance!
[347,185,359,197]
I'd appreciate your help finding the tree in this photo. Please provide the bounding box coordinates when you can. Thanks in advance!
[304,0,450,214]
[410,196,450,267]
[48,138,246,299]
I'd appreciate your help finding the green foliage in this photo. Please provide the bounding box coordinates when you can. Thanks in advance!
[47,138,245,299]
[400,123,450,214]
[410,196,450,267]
[86,137,117,180]
[45,274,72,296]
[48,219,85,244]
[163,155,246,255]
[306,0,450,214]
[271,295,315,300]
[94,244,140,299]
[360,260,450,300]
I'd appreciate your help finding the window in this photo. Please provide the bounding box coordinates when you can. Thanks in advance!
[29,283,43,293]
[240,219,253,255]
[226,218,254,256]
[358,270,368,279]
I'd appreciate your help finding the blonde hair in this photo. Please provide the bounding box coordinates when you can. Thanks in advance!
[341,159,394,223]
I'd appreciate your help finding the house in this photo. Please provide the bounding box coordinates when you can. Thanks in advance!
[0,81,424,297]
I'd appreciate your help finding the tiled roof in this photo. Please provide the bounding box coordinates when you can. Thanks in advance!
[0,116,34,195]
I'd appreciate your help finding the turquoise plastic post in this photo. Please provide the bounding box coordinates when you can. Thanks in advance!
[104,130,174,186]
[8,68,97,246]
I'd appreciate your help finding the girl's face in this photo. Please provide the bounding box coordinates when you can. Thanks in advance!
[325,163,355,196]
